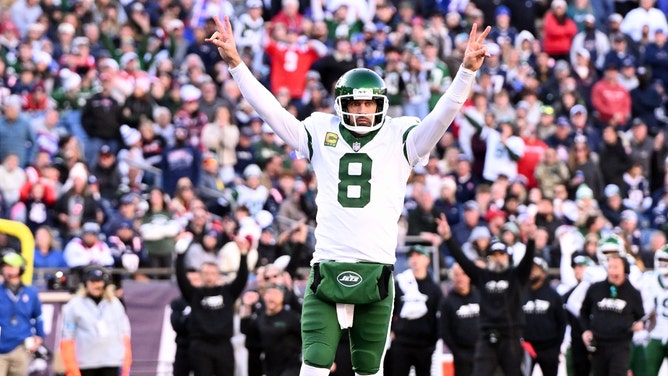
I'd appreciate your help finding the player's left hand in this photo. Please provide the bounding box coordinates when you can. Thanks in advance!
[462,23,491,72]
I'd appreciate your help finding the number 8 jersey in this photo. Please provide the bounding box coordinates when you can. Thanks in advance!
[295,112,424,265]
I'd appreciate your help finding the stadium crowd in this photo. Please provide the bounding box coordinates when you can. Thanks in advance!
[3,0,668,374]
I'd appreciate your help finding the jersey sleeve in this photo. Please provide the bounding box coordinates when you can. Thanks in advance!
[229,63,306,150]
[405,65,475,159]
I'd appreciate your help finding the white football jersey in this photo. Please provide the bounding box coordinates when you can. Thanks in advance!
[641,271,668,340]
[296,112,423,265]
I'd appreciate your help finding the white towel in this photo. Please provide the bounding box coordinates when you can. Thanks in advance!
[395,269,428,320]
[336,303,355,329]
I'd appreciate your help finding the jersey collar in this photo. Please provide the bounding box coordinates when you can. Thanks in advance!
[339,124,381,152]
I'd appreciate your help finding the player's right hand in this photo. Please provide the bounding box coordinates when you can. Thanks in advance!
[206,16,242,68]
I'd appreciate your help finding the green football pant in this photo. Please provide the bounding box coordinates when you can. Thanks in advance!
[645,339,668,376]
[301,269,394,375]
[630,342,647,376]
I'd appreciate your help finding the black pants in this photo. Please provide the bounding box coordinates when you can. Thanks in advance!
[472,332,523,376]
[189,338,234,376]
[80,367,120,376]
[570,332,591,376]
[247,348,263,376]
[452,349,474,376]
[530,344,560,376]
[173,344,191,376]
[390,343,434,376]
[591,340,631,376]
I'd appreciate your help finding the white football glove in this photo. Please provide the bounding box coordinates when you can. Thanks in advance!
[174,234,193,254]
[121,253,140,273]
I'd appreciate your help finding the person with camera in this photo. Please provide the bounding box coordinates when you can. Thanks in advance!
[0,249,45,376]
[59,264,132,376]
[174,232,250,376]
[580,254,645,376]
[437,214,535,375]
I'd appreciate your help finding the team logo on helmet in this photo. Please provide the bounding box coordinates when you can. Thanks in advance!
[337,271,363,287]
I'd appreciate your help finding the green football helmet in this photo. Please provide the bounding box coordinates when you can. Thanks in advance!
[334,68,389,135]
[596,234,626,269]
[655,244,668,276]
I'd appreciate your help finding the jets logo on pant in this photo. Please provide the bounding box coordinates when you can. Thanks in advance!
[338,271,363,287]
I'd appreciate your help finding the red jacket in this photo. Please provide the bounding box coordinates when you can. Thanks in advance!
[590,79,631,124]
[542,12,578,56]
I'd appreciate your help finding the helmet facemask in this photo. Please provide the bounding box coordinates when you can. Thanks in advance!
[335,92,388,135]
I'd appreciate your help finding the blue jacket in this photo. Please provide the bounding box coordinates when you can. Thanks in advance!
[0,283,45,353]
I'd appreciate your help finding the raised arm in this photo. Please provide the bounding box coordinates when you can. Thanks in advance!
[407,24,490,158]
[436,213,480,282]
[229,235,252,299]
[206,16,304,150]
[175,235,195,302]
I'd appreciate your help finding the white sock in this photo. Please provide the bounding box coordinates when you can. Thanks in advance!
[300,363,331,376]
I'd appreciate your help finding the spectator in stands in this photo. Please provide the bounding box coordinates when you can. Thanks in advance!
[170,178,198,219]
[33,225,66,270]
[535,147,570,199]
[201,105,239,184]
[522,257,567,376]
[543,0,578,62]
[59,265,132,376]
[63,222,114,269]
[0,249,45,376]
[269,0,304,35]
[264,27,327,102]
[0,95,35,168]
[518,124,547,189]
[570,14,610,72]
[591,63,630,124]
[645,30,668,93]
[161,125,202,197]
[480,120,525,183]
[635,67,665,131]
[567,140,605,198]
[198,156,229,216]
[620,0,668,43]
[140,187,180,272]
[107,218,144,278]
[240,283,302,376]
[173,84,209,152]
[601,184,625,227]
[118,76,153,129]
[461,226,492,262]
[311,38,358,95]
[599,124,634,189]
[90,145,122,202]
[81,72,122,168]
[174,231,250,376]
[54,164,101,241]
[569,105,601,149]
[0,154,26,211]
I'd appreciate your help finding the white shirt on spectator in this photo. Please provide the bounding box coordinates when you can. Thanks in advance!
[620,6,668,42]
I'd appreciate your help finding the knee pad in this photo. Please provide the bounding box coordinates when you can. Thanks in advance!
[351,348,383,375]
[303,342,337,369]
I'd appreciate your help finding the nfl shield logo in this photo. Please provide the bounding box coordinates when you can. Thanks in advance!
[352,142,361,151]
